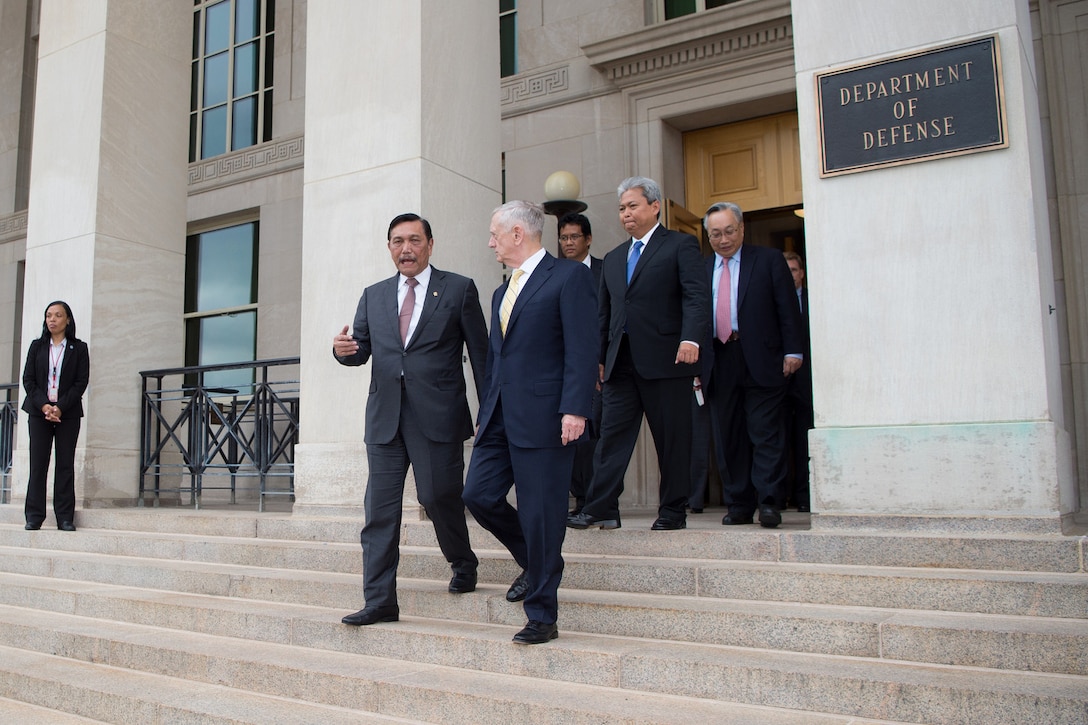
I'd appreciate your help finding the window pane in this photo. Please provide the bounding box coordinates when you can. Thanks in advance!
[664,0,697,19]
[191,61,199,111]
[201,105,228,158]
[189,113,198,163]
[232,96,257,150]
[198,311,257,390]
[264,34,274,88]
[706,0,741,7]
[203,51,228,106]
[234,42,257,96]
[499,13,516,77]
[499,0,515,12]
[266,0,275,33]
[262,89,274,142]
[195,223,255,310]
[205,1,231,54]
[235,0,259,42]
[192,9,201,59]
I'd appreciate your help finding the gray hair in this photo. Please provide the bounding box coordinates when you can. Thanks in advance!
[703,201,744,231]
[617,176,663,206]
[493,200,544,239]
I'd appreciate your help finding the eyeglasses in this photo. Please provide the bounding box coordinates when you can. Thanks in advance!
[559,234,584,242]
[708,227,740,241]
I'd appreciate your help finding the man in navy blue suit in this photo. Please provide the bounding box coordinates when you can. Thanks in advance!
[462,200,598,645]
[703,202,804,528]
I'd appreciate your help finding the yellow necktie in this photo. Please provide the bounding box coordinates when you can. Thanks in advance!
[499,269,525,337]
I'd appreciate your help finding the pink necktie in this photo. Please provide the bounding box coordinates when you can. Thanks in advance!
[400,277,418,346]
[716,258,731,343]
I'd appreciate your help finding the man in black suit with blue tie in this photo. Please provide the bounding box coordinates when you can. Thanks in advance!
[704,202,804,528]
[568,176,710,531]
[463,200,598,644]
[334,213,488,626]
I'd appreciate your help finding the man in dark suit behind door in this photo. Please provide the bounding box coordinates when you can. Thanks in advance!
[704,202,804,528]
[333,213,488,626]
[568,176,710,531]
[782,251,813,512]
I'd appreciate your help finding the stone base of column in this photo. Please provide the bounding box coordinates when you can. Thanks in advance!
[292,442,367,518]
[811,421,1074,535]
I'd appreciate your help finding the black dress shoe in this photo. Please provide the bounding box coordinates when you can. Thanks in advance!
[758,505,782,529]
[721,511,754,525]
[650,517,686,530]
[797,503,811,513]
[24,522,41,531]
[512,620,558,645]
[448,572,477,594]
[341,605,399,626]
[566,511,620,530]
[689,507,703,514]
[506,570,530,602]
[58,521,76,532]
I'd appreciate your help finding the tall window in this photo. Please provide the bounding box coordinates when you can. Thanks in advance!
[191,0,275,161]
[500,0,516,77]
[662,0,741,21]
[185,222,259,390]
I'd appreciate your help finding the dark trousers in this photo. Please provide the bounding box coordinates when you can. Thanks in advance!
[463,398,573,625]
[709,340,789,514]
[688,397,712,509]
[25,415,80,525]
[362,388,477,608]
[783,381,813,508]
[583,338,693,522]
[569,387,601,510]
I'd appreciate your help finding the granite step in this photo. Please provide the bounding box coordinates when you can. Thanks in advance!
[0,644,419,724]
[2,545,1087,683]
[0,696,107,723]
[2,525,1086,620]
[0,608,899,725]
[3,506,1082,574]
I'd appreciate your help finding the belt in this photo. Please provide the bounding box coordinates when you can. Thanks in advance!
[715,330,739,344]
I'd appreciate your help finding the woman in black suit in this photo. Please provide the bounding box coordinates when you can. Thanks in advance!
[21,301,89,531]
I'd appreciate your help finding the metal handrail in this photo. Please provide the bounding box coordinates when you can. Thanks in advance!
[139,358,300,510]
[0,383,16,504]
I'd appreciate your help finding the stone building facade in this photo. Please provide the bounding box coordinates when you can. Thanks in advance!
[0,0,1084,533]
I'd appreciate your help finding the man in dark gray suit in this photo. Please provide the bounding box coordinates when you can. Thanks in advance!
[334,213,488,626]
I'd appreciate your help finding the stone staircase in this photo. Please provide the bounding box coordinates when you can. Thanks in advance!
[0,505,1084,724]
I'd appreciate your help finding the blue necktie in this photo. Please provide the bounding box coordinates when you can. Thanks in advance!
[627,240,643,283]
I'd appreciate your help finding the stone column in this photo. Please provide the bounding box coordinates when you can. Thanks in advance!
[0,0,31,214]
[793,0,1074,533]
[14,0,189,507]
[0,0,32,381]
[293,1,502,515]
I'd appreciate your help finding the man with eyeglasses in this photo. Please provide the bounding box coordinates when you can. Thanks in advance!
[703,202,804,528]
[557,212,602,515]
[333,213,488,626]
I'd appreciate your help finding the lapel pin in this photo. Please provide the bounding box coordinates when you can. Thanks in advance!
[432,291,438,297]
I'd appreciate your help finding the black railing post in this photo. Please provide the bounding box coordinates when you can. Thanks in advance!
[0,383,17,504]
